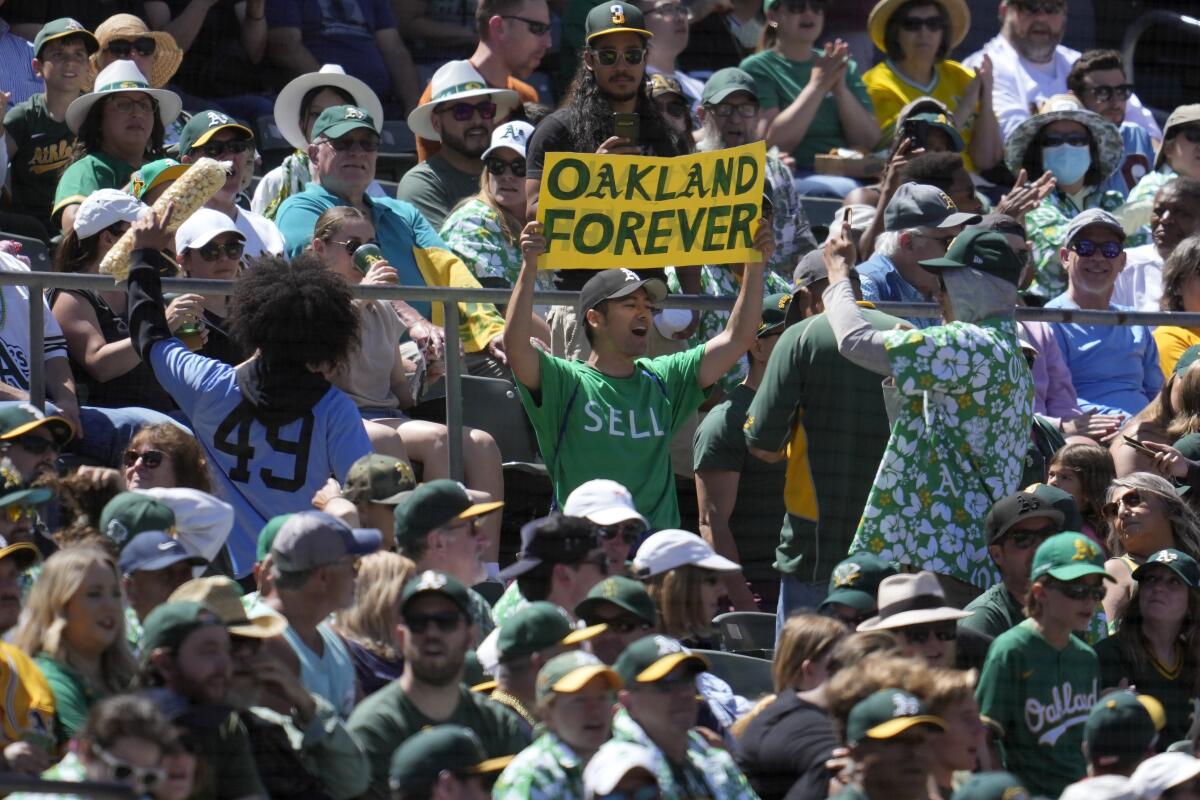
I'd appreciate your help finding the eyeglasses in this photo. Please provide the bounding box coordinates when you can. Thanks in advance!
[590,47,647,66]
[588,615,653,634]
[485,157,527,177]
[708,102,759,118]
[779,0,826,12]
[1041,133,1090,148]
[1011,0,1064,13]
[500,15,551,35]
[1003,526,1058,549]
[105,37,157,58]
[436,101,498,121]
[405,611,466,634]
[108,96,156,116]
[1169,128,1200,144]
[323,135,381,153]
[123,449,166,469]
[4,504,36,523]
[193,241,245,262]
[1082,84,1134,102]
[331,237,380,254]
[658,100,689,119]
[899,15,946,32]
[646,2,687,16]
[596,521,644,545]
[7,436,59,455]
[197,139,254,158]
[1070,239,1123,259]
[91,744,166,794]
[1049,581,1107,602]
[900,624,957,644]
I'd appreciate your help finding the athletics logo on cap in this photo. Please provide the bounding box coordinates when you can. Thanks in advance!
[65,20,83,30]
[610,4,625,23]
[1073,537,1097,561]
[891,691,921,717]
[1154,550,1179,564]
[414,570,448,591]
[345,107,367,120]
[832,562,862,588]
[205,111,231,127]
[654,635,682,656]
[620,268,639,282]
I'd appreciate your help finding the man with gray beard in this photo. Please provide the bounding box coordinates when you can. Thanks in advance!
[347,571,531,800]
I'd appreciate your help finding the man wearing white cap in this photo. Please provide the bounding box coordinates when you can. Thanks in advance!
[399,60,521,230]
[563,479,648,576]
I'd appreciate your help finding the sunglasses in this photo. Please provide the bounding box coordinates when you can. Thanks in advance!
[591,47,646,66]
[437,101,497,122]
[709,102,759,118]
[405,611,466,634]
[1011,0,1064,13]
[324,135,381,153]
[1003,527,1058,549]
[899,14,946,31]
[589,615,652,634]
[596,521,644,545]
[1071,239,1123,259]
[7,436,59,455]
[193,241,245,262]
[485,156,527,177]
[1083,84,1134,102]
[331,237,380,255]
[1170,128,1200,144]
[658,100,689,119]
[1049,581,1106,602]
[1041,133,1090,148]
[1103,490,1147,518]
[900,624,957,644]
[500,14,551,35]
[4,504,36,523]
[197,139,253,158]
[123,449,166,469]
[105,37,157,58]
[109,96,156,116]
[92,744,165,793]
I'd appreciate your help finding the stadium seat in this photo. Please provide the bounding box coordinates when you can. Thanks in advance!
[694,649,775,700]
[0,234,51,271]
[800,196,842,241]
[460,376,543,467]
[376,120,418,182]
[713,611,777,654]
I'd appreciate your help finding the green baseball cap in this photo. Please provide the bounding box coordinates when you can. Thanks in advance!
[575,575,657,626]
[0,486,52,512]
[820,553,899,613]
[139,600,226,662]
[256,514,291,562]
[99,492,176,550]
[129,158,188,201]
[758,293,796,338]
[535,650,622,703]
[0,404,75,445]
[1084,692,1158,766]
[1024,484,1085,532]
[584,1,651,43]
[701,67,758,106]
[613,635,708,686]
[342,454,417,506]
[1133,549,1200,587]
[497,601,606,662]
[905,112,965,151]
[393,480,503,552]
[1177,433,1200,462]
[33,18,98,59]
[388,725,513,793]
[920,228,1024,287]
[311,105,378,142]
[845,688,946,747]
[400,570,472,617]
[1030,532,1113,583]
[1175,344,1200,375]
[463,650,488,688]
[950,772,1030,800]
[177,110,254,157]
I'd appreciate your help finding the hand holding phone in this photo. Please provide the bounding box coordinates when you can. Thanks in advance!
[612,112,640,146]
[1122,435,1157,457]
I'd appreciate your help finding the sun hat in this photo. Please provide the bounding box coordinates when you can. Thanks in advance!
[128,158,188,201]
[1129,753,1200,800]
[563,479,648,528]
[88,15,182,89]
[632,529,740,579]
[406,60,521,142]
[0,402,75,446]
[1003,96,1124,181]
[169,575,287,639]
[1156,104,1200,170]
[275,64,385,151]
[73,188,147,239]
[481,120,535,161]
[174,208,244,255]
[1030,532,1114,583]
[584,1,652,43]
[34,18,98,60]
[856,571,972,631]
[867,0,969,54]
[583,741,659,798]
[67,59,183,133]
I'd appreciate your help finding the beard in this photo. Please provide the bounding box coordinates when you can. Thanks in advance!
[410,649,466,687]
[441,126,490,159]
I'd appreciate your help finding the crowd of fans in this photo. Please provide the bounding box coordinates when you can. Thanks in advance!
[0,0,1199,798]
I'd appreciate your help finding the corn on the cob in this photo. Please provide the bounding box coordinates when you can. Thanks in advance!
[100,158,231,280]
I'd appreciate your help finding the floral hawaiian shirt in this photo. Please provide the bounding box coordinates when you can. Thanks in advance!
[1026,187,1127,300]
[440,198,556,293]
[764,154,818,277]
[848,317,1035,589]
[493,731,585,800]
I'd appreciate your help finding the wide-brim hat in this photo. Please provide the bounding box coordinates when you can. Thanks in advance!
[407,60,521,142]
[88,15,182,89]
[868,0,970,54]
[67,59,183,134]
[1003,101,1124,182]
[275,64,384,151]
[1156,104,1200,170]
[856,571,972,631]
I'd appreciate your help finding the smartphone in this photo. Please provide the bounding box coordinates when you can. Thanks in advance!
[1122,435,1157,457]
[900,118,930,149]
[613,112,640,146]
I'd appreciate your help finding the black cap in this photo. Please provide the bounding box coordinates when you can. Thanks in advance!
[985,492,1064,545]
[584,1,652,43]
[497,515,599,580]
[578,268,668,317]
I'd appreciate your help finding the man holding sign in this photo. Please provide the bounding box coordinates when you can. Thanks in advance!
[504,218,773,530]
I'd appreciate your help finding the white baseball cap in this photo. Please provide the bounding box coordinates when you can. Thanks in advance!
[481,120,535,161]
[564,479,648,528]
[142,487,233,568]
[1061,775,1136,800]
[74,188,146,239]
[632,529,740,579]
[1130,753,1200,800]
[175,208,244,253]
[583,741,660,798]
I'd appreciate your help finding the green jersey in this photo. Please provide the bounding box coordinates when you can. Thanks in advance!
[52,151,137,226]
[4,93,75,230]
[516,345,709,530]
[1095,634,1196,748]
[975,619,1097,797]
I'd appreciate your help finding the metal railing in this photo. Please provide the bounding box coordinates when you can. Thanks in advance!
[8,269,1200,479]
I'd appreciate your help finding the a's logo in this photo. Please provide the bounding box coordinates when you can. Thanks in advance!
[415,570,448,590]
[602,578,619,598]
[891,692,921,717]
[345,107,367,120]
[620,268,639,283]
[832,562,862,588]
[1072,537,1096,561]
[610,3,626,24]
[205,111,231,127]
[394,461,415,486]
[1001,788,1030,800]
[65,20,84,31]
[1016,495,1040,514]
[107,520,130,546]
[777,295,791,310]
[653,635,682,656]
[937,190,956,210]
[1154,550,1179,564]
[501,124,521,142]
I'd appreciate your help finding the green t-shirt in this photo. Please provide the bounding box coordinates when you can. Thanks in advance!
[33,654,96,746]
[738,49,875,170]
[960,582,1023,640]
[1095,634,1196,748]
[693,383,786,588]
[51,151,137,225]
[4,93,75,230]
[347,681,531,799]
[396,155,484,230]
[975,619,1097,797]
[743,308,901,581]
[516,344,709,530]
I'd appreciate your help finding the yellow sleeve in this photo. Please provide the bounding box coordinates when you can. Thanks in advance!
[1153,327,1200,377]
[0,643,56,750]
[411,246,506,354]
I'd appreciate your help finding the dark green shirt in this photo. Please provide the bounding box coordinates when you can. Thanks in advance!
[960,582,1024,640]
[1095,634,1196,748]
[395,154,483,230]
[743,307,902,582]
[52,151,137,226]
[693,383,786,589]
[33,654,96,746]
[347,682,531,799]
[4,93,75,231]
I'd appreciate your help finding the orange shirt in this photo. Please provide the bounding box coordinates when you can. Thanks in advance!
[415,75,539,163]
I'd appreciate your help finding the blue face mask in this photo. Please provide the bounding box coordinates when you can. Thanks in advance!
[1042,143,1091,186]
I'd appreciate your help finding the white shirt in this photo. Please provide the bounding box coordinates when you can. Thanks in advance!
[0,252,68,394]
[964,36,1162,141]
[1111,243,1163,312]
[232,206,286,259]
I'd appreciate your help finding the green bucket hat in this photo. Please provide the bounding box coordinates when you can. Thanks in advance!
[535,650,622,703]
[99,492,176,550]
[497,601,606,663]
[820,552,898,613]
[257,514,291,562]
[342,454,417,506]
[33,18,98,59]
[949,772,1030,800]
[845,688,946,747]
[613,635,708,686]
[1030,532,1113,583]
[701,67,758,106]
[1133,549,1200,588]
[584,1,652,43]
[388,725,512,793]
[310,105,378,142]
[129,158,188,201]
[575,575,657,626]
[400,570,472,617]
[139,600,226,662]
[919,228,1024,287]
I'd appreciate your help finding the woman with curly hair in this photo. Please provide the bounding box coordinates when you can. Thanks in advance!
[1154,235,1200,375]
[16,546,136,746]
[332,551,415,697]
[123,423,212,493]
[1048,442,1116,550]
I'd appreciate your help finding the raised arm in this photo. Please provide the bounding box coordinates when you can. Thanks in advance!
[698,221,772,389]
[822,218,892,376]
[502,221,545,393]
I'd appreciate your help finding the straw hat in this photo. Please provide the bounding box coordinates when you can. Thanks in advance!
[406,60,520,142]
[88,14,182,89]
[1003,94,1124,182]
[66,60,183,133]
[274,64,384,151]
[868,0,970,54]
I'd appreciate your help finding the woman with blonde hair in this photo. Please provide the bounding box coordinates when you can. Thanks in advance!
[332,551,415,697]
[16,546,135,746]
[1154,235,1200,375]
[924,667,985,794]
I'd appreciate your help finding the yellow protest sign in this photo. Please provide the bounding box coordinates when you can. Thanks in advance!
[536,141,766,270]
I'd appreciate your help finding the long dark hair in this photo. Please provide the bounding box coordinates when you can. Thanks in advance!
[1112,571,1200,694]
[67,94,166,167]
[560,64,687,158]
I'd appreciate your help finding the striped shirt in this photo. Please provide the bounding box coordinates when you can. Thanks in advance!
[0,20,43,107]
